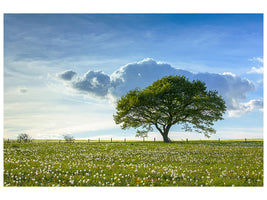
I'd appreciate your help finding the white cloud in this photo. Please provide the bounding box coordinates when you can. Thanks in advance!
[248,66,264,74]
[249,57,263,63]
[247,57,263,74]
[221,72,236,77]
[58,58,260,117]
[228,99,263,117]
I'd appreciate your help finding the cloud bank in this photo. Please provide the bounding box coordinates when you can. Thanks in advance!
[58,58,262,117]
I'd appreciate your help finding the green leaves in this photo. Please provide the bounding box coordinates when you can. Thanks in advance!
[114,75,226,141]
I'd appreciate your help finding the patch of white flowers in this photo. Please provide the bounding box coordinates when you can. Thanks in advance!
[4,141,263,186]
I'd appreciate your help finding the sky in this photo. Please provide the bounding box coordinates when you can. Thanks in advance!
[3,14,263,140]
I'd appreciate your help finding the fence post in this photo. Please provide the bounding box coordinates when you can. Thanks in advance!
[111,138,112,143]
[8,138,9,143]
[186,138,188,143]
[88,139,90,143]
[124,138,126,142]
[154,137,156,142]
[245,138,247,143]
[99,138,100,143]
[218,138,220,143]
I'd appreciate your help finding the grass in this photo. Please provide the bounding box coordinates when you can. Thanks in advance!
[3,140,263,187]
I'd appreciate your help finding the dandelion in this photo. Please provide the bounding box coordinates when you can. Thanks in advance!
[3,140,263,187]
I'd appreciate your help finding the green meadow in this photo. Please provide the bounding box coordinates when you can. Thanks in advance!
[3,140,263,186]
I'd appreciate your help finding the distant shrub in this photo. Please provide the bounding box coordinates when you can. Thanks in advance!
[17,133,31,143]
[63,134,74,143]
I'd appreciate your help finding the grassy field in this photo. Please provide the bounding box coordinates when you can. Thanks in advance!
[3,140,263,186]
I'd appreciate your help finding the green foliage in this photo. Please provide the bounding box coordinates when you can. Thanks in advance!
[114,76,226,142]
[17,133,31,143]
[136,129,149,138]
[4,141,263,186]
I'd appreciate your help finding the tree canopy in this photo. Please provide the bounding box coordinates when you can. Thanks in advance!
[113,75,226,142]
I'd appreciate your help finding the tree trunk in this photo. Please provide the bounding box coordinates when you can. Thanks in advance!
[155,123,172,143]
[162,133,171,143]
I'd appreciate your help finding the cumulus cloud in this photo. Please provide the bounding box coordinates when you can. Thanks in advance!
[109,58,257,113]
[58,70,77,81]
[109,58,185,97]
[72,71,111,97]
[58,58,262,117]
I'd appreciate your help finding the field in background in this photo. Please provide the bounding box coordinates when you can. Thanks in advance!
[3,140,263,186]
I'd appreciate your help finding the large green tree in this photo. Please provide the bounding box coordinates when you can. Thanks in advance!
[114,75,226,143]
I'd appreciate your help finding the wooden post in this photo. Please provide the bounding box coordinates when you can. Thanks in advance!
[245,138,247,143]
[154,137,156,142]
[218,138,220,143]
[99,138,100,143]
[186,138,188,143]
[111,138,112,143]
[59,140,60,144]
[88,139,90,143]
[124,138,126,142]
[8,138,9,143]
[143,137,145,142]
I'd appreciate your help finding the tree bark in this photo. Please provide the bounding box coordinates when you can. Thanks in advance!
[162,124,172,143]
[162,133,171,143]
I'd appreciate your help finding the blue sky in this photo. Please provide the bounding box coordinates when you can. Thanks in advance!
[4,14,263,140]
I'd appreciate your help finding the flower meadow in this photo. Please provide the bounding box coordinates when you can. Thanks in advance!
[3,140,263,187]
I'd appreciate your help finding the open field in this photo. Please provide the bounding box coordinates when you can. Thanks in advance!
[3,140,263,186]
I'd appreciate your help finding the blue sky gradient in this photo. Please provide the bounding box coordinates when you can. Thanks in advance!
[4,14,263,140]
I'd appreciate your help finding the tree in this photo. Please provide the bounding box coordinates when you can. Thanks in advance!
[136,129,148,141]
[63,134,74,143]
[113,75,226,143]
[17,133,31,143]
